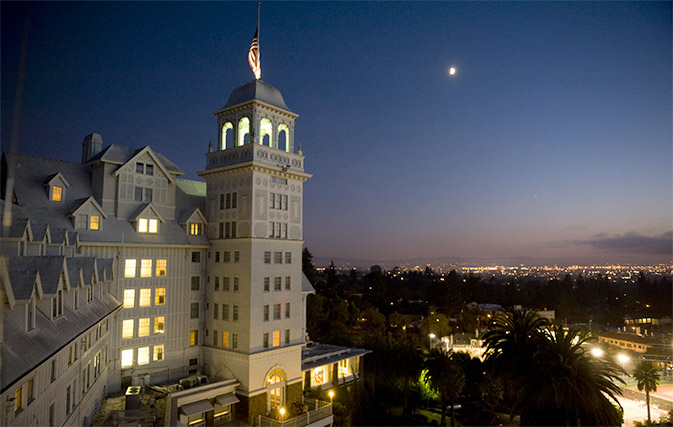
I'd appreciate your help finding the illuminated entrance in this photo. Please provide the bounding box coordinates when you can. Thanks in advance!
[266,368,286,411]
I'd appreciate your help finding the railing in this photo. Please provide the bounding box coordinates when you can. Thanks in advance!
[254,399,332,427]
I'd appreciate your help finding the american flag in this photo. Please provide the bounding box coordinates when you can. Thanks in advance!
[248,28,261,79]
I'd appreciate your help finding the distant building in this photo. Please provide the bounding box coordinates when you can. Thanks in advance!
[1,77,365,426]
[597,331,659,354]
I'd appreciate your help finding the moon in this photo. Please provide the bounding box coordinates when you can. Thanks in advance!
[449,67,456,76]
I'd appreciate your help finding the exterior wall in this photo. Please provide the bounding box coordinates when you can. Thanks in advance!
[1,313,114,427]
[79,244,207,393]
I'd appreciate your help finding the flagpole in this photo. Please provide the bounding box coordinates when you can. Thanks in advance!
[257,2,261,79]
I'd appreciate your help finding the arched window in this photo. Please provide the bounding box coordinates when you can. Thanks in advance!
[277,124,289,152]
[238,117,250,146]
[266,368,286,411]
[221,122,233,150]
[260,118,273,147]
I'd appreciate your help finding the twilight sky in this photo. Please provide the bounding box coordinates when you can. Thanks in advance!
[2,2,671,266]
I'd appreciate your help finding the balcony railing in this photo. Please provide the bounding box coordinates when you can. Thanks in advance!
[253,399,332,427]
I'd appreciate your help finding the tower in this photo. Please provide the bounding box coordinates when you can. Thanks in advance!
[198,79,311,420]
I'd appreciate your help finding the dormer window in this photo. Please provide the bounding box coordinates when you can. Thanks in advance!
[189,223,202,235]
[136,162,154,175]
[138,218,158,233]
[75,214,101,231]
[51,186,63,201]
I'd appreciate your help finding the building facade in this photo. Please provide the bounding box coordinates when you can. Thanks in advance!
[1,78,366,426]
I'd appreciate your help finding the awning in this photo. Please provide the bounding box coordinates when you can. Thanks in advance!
[180,400,214,416]
[216,393,240,406]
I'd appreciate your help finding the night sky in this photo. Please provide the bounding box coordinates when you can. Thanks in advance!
[2,2,671,266]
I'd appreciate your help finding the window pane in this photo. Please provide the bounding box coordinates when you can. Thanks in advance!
[138,318,149,337]
[154,316,165,334]
[148,219,158,233]
[155,288,165,305]
[156,259,166,276]
[140,259,152,277]
[153,345,164,361]
[273,330,280,347]
[123,289,135,308]
[52,186,63,201]
[138,218,147,233]
[122,319,134,339]
[139,289,151,307]
[121,349,133,367]
[124,259,137,278]
[137,347,149,365]
[89,215,100,230]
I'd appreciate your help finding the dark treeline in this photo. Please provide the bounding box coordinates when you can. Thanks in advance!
[305,248,671,350]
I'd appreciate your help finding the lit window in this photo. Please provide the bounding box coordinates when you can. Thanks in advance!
[137,347,149,365]
[124,259,136,278]
[138,218,148,233]
[89,215,100,230]
[140,259,152,277]
[156,259,166,276]
[14,386,22,413]
[138,318,149,337]
[138,218,158,233]
[222,331,229,348]
[123,289,135,308]
[149,219,158,233]
[189,223,201,235]
[272,330,280,347]
[154,316,165,334]
[155,288,165,305]
[338,359,350,377]
[153,345,164,361]
[122,319,134,339]
[139,289,151,307]
[189,330,198,346]
[52,186,63,201]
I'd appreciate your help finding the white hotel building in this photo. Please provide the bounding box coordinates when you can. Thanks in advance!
[0,79,367,426]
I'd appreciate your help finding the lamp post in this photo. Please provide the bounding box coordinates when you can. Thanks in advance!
[617,354,630,376]
[328,390,334,405]
[428,333,436,349]
[279,407,285,424]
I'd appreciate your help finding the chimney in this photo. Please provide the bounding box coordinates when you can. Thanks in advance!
[82,133,103,163]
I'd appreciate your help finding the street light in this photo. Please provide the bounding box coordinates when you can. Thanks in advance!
[617,354,630,373]
[328,390,334,404]
[591,347,604,357]
[279,407,285,424]
[429,333,436,349]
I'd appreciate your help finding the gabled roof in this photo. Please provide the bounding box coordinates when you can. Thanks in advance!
[67,257,97,286]
[130,203,164,223]
[8,256,67,295]
[31,223,50,242]
[87,144,183,173]
[178,207,207,226]
[112,145,181,183]
[68,196,107,219]
[96,258,113,281]
[43,171,70,188]
[6,269,43,302]
[50,228,69,245]
[5,217,31,239]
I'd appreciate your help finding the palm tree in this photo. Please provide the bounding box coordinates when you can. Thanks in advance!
[392,340,424,416]
[423,348,465,427]
[483,310,625,425]
[633,360,660,425]
[514,327,624,425]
